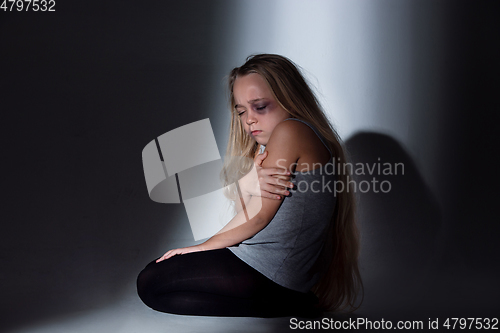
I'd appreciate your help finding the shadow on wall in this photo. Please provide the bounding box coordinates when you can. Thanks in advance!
[345,132,442,317]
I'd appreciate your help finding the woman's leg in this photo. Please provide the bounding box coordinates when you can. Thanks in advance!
[136,248,319,317]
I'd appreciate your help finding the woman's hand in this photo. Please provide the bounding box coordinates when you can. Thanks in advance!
[239,150,294,200]
[156,245,205,263]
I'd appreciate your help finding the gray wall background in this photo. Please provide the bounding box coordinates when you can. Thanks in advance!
[1,0,498,331]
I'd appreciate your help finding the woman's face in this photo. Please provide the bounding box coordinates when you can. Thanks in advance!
[233,73,290,146]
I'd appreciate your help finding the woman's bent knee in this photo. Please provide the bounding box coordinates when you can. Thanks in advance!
[136,261,160,307]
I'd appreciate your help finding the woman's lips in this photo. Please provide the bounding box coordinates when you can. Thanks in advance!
[251,130,262,135]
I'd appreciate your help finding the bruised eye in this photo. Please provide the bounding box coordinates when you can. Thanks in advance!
[255,105,267,111]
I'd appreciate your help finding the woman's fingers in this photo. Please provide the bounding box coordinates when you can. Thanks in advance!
[274,176,294,189]
[156,249,177,263]
[261,181,292,199]
[156,253,167,263]
[262,167,290,177]
[254,150,268,166]
[253,168,294,199]
[156,246,203,263]
[263,173,294,190]
[254,154,294,199]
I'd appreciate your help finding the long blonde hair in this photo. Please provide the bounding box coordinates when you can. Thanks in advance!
[221,54,363,312]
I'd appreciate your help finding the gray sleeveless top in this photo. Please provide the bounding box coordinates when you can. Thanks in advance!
[228,118,337,293]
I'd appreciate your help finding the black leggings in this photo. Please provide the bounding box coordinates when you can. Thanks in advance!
[136,248,320,318]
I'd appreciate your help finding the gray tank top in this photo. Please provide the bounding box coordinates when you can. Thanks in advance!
[228,118,337,293]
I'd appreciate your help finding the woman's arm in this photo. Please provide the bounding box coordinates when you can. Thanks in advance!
[232,181,251,214]
[156,121,303,262]
[233,150,294,214]
[156,193,268,262]
[200,193,267,249]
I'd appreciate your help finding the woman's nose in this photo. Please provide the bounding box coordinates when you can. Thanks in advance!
[246,110,256,125]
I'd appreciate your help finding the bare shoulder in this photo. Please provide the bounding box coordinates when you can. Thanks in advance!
[266,119,331,171]
[269,119,325,150]
[273,118,308,133]
[265,119,309,156]
[268,119,305,143]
